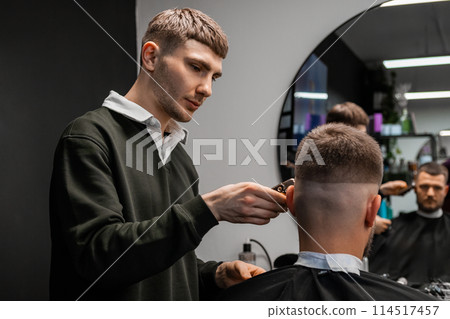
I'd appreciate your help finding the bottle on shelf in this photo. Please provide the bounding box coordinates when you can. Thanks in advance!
[400,107,412,135]
[238,239,256,265]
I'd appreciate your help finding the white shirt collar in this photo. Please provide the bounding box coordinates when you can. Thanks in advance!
[102,90,188,143]
[102,91,188,165]
[295,251,363,275]
[417,208,443,219]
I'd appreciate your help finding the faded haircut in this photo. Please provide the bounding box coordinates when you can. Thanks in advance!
[326,102,370,128]
[417,162,449,183]
[141,8,228,59]
[295,123,383,184]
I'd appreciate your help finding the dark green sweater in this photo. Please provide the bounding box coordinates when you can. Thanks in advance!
[49,107,220,300]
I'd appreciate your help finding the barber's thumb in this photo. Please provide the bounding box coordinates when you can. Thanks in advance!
[236,261,252,279]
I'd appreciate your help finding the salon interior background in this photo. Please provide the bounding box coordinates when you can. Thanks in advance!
[2,0,449,300]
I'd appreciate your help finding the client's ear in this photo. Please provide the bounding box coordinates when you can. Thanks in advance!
[286,185,296,217]
[366,194,381,227]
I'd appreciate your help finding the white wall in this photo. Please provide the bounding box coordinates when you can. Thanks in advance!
[136,0,384,269]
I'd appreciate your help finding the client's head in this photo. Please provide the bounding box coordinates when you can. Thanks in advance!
[286,123,383,258]
[326,102,369,132]
[414,162,449,213]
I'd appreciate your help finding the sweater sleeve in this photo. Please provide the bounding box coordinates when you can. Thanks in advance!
[197,259,223,300]
[50,134,218,289]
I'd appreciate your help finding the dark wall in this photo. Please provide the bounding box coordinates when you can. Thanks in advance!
[315,33,372,114]
[0,0,136,300]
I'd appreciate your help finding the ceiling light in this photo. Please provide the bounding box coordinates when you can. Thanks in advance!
[439,130,450,137]
[383,56,450,69]
[404,91,450,100]
[294,92,328,100]
[381,0,450,7]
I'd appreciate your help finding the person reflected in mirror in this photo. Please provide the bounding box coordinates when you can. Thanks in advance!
[326,101,409,234]
[369,162,450,286]
[219,124,434,300]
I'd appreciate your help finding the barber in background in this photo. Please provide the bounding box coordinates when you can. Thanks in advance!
[326,102,409,234]
[369,162,450,286]
[49,8,285,301]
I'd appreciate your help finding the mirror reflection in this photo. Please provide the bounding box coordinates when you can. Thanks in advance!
[276,0,450,298]
[278,1,450,183]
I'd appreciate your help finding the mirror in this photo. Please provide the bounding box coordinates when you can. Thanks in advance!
[278,1,450,181]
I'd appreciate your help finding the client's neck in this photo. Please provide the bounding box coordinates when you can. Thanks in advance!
[294,182,375,261]
[298,228,366,260]
[300,240,364,259]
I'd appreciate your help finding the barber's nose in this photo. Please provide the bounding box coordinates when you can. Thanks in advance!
[427,187,435,196]
[197,80,212,98]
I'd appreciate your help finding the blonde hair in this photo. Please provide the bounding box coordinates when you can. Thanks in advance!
[142,8,228,58]
[326,102,370,128]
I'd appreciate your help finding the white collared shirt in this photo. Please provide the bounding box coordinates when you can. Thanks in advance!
[295,251,363,275]
[102,90,188,165]
[417,208,443,219]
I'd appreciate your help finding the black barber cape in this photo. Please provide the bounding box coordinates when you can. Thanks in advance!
[369,211,450,286]
[218,265,434,300]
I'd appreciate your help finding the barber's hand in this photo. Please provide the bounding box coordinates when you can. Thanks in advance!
[374,215,391,235]
[380,180,408,196]
[202,182,287,225]
[215,260,266,289]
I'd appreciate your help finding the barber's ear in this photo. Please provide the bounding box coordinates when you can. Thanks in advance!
[366,194,381,227]
[141,41,160,71]
[286,185,296,217]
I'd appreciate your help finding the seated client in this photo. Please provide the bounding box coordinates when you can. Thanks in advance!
[219,123,434,301]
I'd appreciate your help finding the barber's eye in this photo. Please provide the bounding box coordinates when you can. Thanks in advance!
[191,64,201,72]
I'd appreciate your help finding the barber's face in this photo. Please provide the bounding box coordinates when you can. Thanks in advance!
[151,39,222,123]
[415,172,448,213]
[356,124,367,133]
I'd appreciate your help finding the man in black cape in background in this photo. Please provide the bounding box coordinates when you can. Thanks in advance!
[369,162,450,287]
[220,123,433,301]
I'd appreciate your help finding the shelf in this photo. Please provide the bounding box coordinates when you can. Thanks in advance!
[373,133,437,162]
[376,133,435,139]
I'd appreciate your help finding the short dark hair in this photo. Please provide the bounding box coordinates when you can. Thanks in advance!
[141,8,228,58]
[417,162,449,183]
[295,123,383,184]
[326,102,369,128]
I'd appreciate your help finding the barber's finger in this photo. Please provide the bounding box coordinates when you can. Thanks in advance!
[234,203,281,219]
[258,187,288,204]
[248,265,266,276]
[245,183,287,204]
[245,207,281,219]
[255,192,288,210]
[237,216,273,225]
[392,180,408,187]
[378,217,391,226]
[249,198,287,213]
[232,261,252,280]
